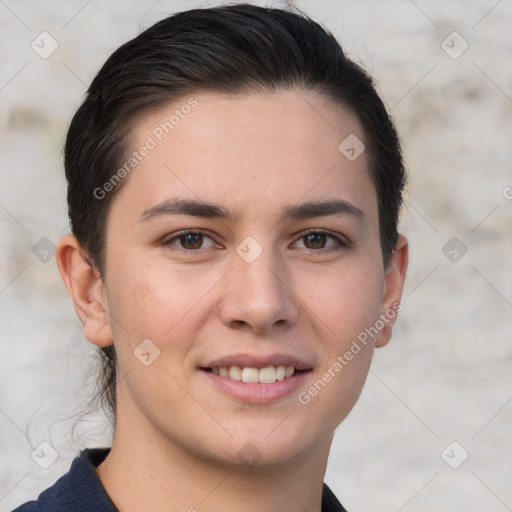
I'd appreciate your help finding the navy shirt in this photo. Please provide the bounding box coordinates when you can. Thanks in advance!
[11,447,348,511]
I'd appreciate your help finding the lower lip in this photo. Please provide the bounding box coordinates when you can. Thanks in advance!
[200,370,311,404]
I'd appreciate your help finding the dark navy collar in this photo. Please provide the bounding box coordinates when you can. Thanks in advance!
[39,448,117,512]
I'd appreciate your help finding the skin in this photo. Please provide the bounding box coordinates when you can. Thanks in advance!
[56,89,408,512]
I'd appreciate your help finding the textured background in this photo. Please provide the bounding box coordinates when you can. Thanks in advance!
[1,1,511,511]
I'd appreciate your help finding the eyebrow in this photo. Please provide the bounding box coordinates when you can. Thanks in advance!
[138,198,365,224]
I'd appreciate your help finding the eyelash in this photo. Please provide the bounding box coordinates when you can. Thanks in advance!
[161,229,349,253]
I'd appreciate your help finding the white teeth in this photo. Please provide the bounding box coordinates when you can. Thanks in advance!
[276,365,286,380]
[259,366,277,383]
[241,367,259,383]
[212,365,297,383]
[229,365,242,381]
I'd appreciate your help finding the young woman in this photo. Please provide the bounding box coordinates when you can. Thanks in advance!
[13,3,408,511]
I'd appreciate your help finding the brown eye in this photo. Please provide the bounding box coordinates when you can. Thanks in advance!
[303,232,327,249]
[162,230,217,251]
[180,233,203,250]
[294,230,347,252]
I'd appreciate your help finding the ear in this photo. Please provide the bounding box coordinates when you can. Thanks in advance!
[55,234,113,347]
[374,234,409,348]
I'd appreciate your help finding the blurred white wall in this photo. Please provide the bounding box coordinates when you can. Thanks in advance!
[1,1,511,511]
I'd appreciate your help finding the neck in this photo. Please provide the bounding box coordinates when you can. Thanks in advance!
[95,404,332,512]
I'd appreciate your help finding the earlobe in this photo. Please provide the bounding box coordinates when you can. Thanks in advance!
[375,234,409,348]
[55,234,114,347]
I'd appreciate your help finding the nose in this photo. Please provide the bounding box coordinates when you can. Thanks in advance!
[219,246,299,334]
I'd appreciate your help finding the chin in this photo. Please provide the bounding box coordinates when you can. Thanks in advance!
[203,421,322,469]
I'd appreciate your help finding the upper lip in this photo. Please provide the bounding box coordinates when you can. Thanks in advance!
[202,353,313,371]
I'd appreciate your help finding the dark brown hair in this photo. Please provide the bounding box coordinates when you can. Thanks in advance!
[64,3,406,428]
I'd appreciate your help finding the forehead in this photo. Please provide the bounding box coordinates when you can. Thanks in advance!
[111,89,377,225]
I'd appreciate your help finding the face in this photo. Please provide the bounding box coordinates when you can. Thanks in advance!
[91,89,406,467]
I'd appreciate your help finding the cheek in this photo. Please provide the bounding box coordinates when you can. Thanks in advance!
[105,256,228,368]
[297,279,380,430]
[294,264,383,410]
[105,260,205,402]
[299,264,384,343]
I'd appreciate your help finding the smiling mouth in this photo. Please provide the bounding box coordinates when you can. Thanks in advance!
[201,365,311,384]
